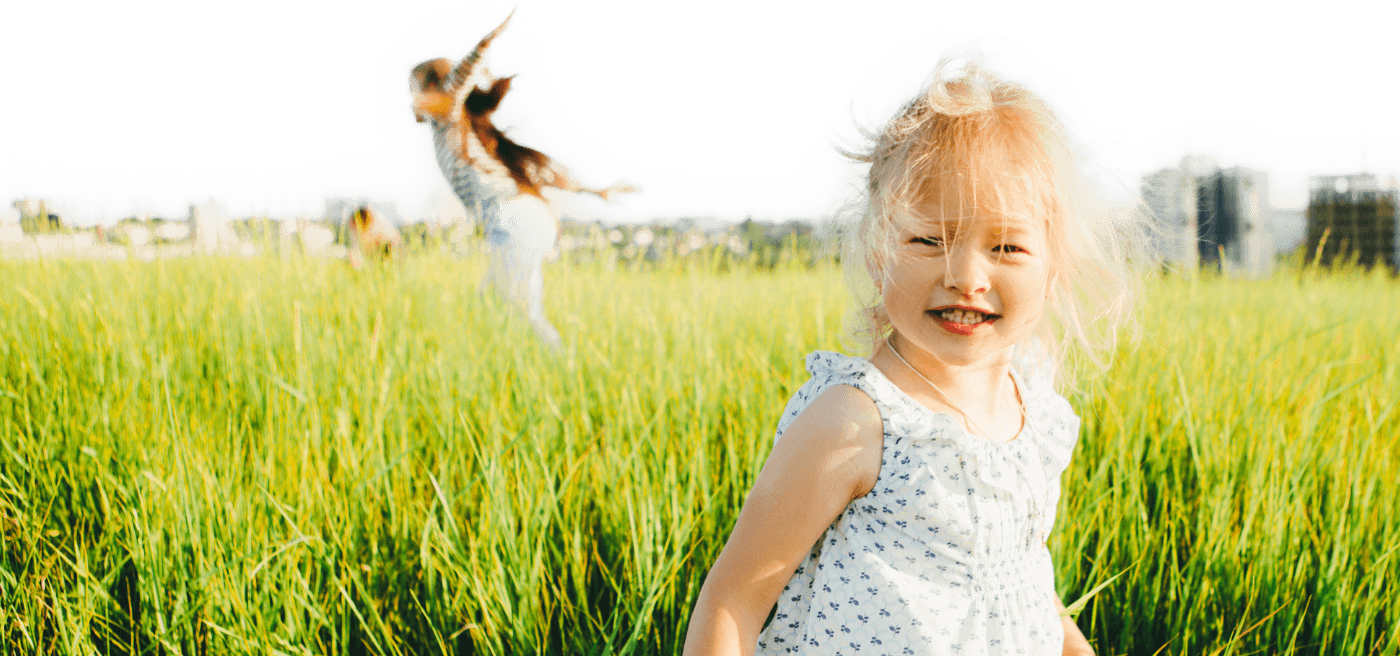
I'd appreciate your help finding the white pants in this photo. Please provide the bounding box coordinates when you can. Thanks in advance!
[482,195,560,348]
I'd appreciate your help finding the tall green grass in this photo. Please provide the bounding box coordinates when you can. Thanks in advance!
[0,255,1396,655]
[1062,268,1400,655]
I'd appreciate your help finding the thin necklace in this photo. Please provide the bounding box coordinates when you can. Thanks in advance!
[884,338,1050,545]
[883,337,1023,442]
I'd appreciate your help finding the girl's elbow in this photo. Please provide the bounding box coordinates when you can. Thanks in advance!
[683,598,757,656]
[686,576,770,655]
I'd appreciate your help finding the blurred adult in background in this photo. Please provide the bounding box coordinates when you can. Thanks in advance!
[408,12,632,349]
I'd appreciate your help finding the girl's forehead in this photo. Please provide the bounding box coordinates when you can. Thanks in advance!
[901,202,1046,237]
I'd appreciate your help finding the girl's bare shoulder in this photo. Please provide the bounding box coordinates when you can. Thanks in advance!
[800,384,883,436]
[774,383,885,498]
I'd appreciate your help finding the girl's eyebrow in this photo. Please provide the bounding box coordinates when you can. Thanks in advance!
[914,221,1034,237]
[991,224,1034,236]
[912,220,960,234]
[988,216,1041,235]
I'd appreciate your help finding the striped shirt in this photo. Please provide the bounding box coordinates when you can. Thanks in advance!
[429,117,518,240]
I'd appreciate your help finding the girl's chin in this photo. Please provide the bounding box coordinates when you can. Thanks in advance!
[892,328,1018,365]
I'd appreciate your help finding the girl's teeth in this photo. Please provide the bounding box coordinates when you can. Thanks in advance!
[940,309,986,325]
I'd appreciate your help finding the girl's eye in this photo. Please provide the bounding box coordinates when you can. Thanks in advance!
[910,236,944,247]
[993,244,1027,254]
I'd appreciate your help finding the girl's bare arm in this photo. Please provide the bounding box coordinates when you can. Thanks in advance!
[1056,595,1095,656]
[683,385,884,656]
[534,160,635,199]
[446,11,513,98]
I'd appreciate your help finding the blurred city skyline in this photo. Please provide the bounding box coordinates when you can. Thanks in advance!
[8,126,1388,226]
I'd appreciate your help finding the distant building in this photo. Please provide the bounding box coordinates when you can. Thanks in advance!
[1267,207,1307,254]
[1140,158,1273,277]
[1305,173,1398,270]
[190,202,232,254]
[11,198,62,234]
[1197,167,1272,275]
[1141,166,1199,269]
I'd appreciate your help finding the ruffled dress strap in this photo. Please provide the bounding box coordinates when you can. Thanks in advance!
[1010,341,1080,477]
[773,351,896,444]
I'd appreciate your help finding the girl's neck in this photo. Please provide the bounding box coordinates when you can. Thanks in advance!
[871,335,1023,442]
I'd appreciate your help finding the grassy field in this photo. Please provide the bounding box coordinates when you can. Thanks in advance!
[1,253,1397,655]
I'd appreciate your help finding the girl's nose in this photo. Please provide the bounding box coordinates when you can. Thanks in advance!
[944,246,991,296]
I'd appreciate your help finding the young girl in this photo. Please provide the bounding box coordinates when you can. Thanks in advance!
[410,13,632,348]
[684,61,1136,655]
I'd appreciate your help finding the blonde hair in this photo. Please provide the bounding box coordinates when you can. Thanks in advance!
[842,60,1142,384]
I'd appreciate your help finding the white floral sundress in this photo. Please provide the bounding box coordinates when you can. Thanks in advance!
[755,349,1080,656]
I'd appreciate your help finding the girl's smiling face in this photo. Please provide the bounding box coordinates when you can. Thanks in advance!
[880,204,1052,368]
